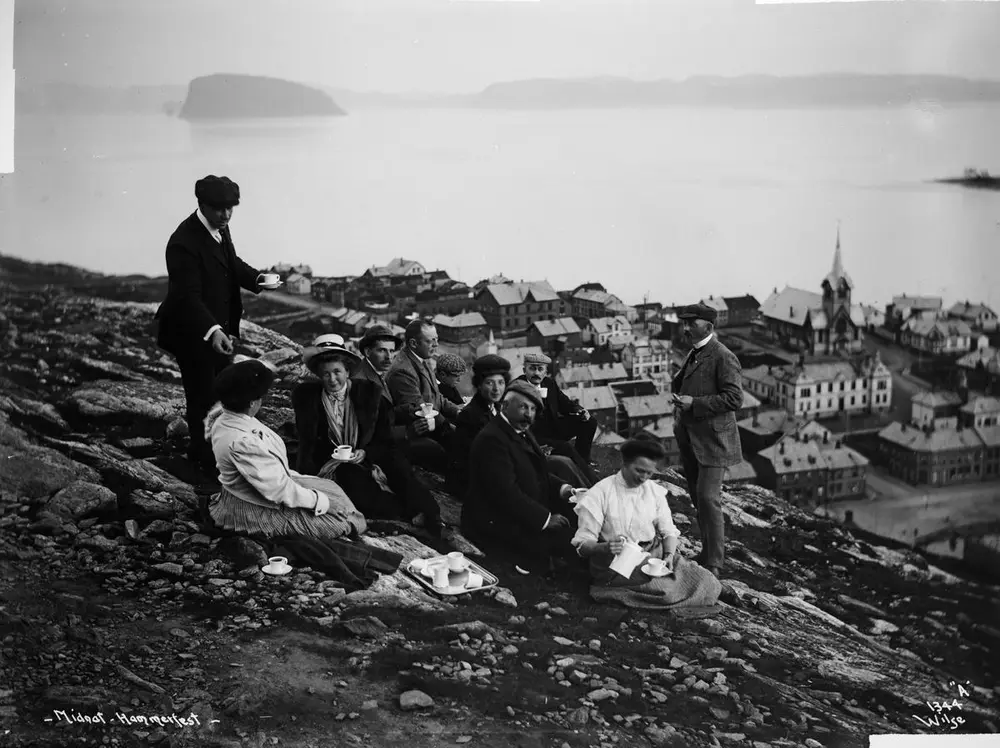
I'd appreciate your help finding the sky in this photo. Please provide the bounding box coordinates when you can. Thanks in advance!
[13,0,1000,93]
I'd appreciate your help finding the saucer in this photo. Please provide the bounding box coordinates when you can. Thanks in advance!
[416,409,439,419]
[261,564,292,576]
[260,281,283,289]
[641,563,672,578]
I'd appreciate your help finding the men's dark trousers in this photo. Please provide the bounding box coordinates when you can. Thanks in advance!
[538,436,599,484]
[678,447,726,569]
[379,455,442,524]
[175,347,232,467]
[405,431,451,473]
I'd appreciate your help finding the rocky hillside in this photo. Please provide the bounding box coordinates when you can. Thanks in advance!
[0,256,998,748]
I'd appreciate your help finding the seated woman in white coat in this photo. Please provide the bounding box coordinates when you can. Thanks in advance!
[205,358,367,542]
[571,437,721,610]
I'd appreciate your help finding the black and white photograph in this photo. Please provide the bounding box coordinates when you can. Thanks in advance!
[0,0,998,746]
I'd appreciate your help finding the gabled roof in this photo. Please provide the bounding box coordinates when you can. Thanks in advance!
[911,390,963,409]
[588,316,632,334]
[572,288,616,305]
[576,385,619,412]
[960,396,1000,416]
[726,460,758,481]
[342,311,368,326]
[722,294,761,312]
[891,294,943,311]
[760,286,824,326]
[628,338,671,356]
[531,317,581,337]
[480,281,561,306]
[904,317,973,338]
[594,427,626,446]
[643,416,675,440]
[559,362,628,385]
[741,391,762,410]
[621,394,672,419]
[878,422,985,452]
[948,301,998,319]
[957,347,1000,373]
[611,379,659,398]
[701,297,728,312]
[285,273,307,283]
[738,409,805,436]
[758,437,827,475]
[432,312,488,328]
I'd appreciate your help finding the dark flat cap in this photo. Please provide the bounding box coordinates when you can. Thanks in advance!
[504,379,544,410]
[678,302,718,325]
[435,353,467,376]
[195,175,241,209]
[358,324,400,352]
[473,354,511,377]
[213,359,274,404]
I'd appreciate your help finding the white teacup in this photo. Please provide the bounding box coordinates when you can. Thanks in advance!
[646,557,667,575]
[333,445,353,460]
[537,387,548,399]
[266,556,290,573]
[432,565,450,589]
[465,572,484,589]
[260,273,281,286]
[419,402,434,415]
[446,551,468,572]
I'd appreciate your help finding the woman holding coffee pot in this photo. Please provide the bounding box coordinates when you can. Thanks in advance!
[292,334,443,535]
[570,436,721,610]
[204,358,367,542]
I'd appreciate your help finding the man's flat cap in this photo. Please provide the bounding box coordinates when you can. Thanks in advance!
[195,175,241,209]
[678,302,718,325]
[522,352,552,366]
[504,379,544,410]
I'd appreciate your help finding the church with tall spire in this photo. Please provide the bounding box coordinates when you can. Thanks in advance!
[759,227,866,357]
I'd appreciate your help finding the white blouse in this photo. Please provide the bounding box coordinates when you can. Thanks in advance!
[571,472,680,548]
[207,406,330,515]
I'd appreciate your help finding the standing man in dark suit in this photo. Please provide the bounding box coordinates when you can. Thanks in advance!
[516,352,599,484]
[462,380,578,571]
[154,175,276,475]
[671,302,744,578]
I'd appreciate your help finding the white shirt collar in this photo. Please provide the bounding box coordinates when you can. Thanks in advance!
[196,208,223,243]
[693,332,714,351]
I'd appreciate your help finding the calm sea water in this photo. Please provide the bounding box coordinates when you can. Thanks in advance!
[1,106,998,309]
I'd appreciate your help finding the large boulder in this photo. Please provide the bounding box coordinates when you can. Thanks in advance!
[60,379,185,437]
[45,480,117,519]
[0,411,100,498]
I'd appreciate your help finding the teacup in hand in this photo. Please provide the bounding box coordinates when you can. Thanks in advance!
[259,273,281,287]
[333,445,353,460]
[646,557,667,575]
[419,402,434,417]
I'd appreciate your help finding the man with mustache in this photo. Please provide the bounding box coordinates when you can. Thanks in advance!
[671,302,743,578]
[462,380,578,571]
[516,352,599,484]
[154,175,277,478]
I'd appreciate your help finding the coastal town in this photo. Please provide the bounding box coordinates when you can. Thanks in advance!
[256,239,1000,578]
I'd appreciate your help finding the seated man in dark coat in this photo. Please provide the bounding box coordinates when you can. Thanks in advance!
[515,351,599,485]
[462,380,578,570]
[292,334,443,537]
[449,354,591,497]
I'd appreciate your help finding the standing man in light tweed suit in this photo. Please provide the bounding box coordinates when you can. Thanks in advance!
[671,302,743,578]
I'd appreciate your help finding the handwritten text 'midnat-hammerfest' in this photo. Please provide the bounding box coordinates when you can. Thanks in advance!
[50,710,202,728]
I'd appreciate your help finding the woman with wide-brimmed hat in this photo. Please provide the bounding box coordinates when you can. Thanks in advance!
[204,357,367,542]
[292,334,443,535]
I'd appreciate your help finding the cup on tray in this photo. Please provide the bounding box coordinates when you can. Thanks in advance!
[446,551,469,572]
[432,565,451,589]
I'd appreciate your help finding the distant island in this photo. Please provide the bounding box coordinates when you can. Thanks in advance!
[934,168,1000,191]
[326,73,1000,111]
[17,73,1000,115]
[179,74,346,120]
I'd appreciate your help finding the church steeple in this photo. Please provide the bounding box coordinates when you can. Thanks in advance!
[822,222,853,293]
[831,224,844,280]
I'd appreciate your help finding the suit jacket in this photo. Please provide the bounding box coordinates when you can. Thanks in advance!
[671,336,743,468]
[449,393,498,494]
[291,379,397,477]
[463,415,564,537]
[513,375,585,439]
[352,357,409,443]
[439,380,465,407]
[385,349,461,425]
[155,213,262,356]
